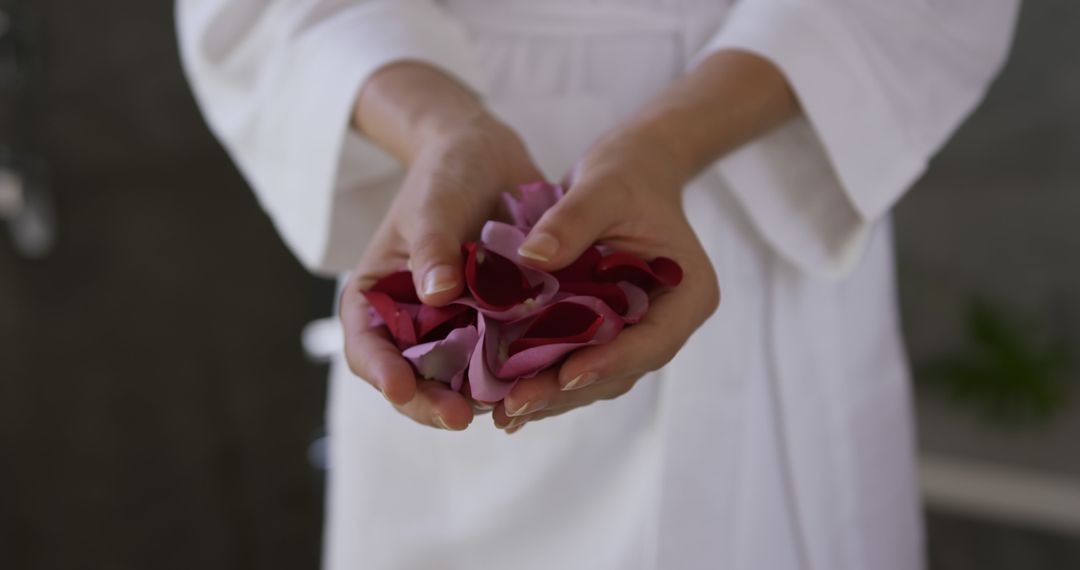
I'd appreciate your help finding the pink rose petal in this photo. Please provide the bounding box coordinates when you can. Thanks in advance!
[617,282,649,324]
[503,181,564,228]
[467,314,518,402]
[496,296,624,379]
[595,252,684,291]
[402,325,479,392]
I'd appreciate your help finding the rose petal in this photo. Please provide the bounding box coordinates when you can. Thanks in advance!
[361,290,417,349]
[595,252,683,291]
[368,271,420,303]
[496,296,624,379]
[368,303,420,328]
[402,325,479,392]
[467,314,518,402]
[556,281,629,315]
[508,302,605,355]
[361,271,424,348]
[648,257,684,288]
[503,181,564,228]
[416,304,476,342]
[460,222,559,320]
[617,282,649,324]
[551,246,602,284]
[463,242,541,311]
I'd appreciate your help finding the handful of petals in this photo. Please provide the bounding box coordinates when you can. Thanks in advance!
[362,182,682,404]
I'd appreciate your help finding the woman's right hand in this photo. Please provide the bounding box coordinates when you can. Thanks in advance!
[339,63,544,431]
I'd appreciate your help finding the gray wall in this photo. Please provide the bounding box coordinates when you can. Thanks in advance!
[896,0,1080,478]
[1,1,328,569]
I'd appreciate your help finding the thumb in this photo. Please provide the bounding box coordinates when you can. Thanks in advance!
[407,214,466,306]
[517,184,617,270]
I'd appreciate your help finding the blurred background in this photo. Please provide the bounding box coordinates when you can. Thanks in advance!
[0,1,1077,569]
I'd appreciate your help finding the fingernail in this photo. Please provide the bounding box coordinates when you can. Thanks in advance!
[472,401,495,413]
[433,415,452,430]
[423,265,457,296]
[507,400,546,417]
[505,421,527,434]
[562,372,598,391]
[518,233,559,262]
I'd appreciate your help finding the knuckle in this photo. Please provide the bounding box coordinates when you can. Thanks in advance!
[597,380,635,401]
[705,280,722,316]
[603,177,640,209]
[345,355,371,383]
[649,340,682,371]
[410,231,456,266]
[628,325,681,372]
[540,203,585,236]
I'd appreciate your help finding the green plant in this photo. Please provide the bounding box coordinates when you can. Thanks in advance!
[921,299,1072,427]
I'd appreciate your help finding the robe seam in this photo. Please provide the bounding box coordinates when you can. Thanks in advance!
[765,258,815,570]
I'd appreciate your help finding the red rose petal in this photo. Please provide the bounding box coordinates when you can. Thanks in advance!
[557,281,629,315]
[464,242,543,311]
[648,257,684,288]
[416,304,476,342]
[551,247,602,284]
[361,290,417,349]
[595,252,683,291]
[508,302,604,356]
[368,270,420,303]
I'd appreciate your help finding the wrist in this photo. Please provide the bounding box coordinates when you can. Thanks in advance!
[626,116,700,188]
[584,118,698,202]
[406,97,491,161]
[418,112,529,186]
[354,62,490,163]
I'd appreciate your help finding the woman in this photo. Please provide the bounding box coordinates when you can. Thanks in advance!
[178,1,1019,568]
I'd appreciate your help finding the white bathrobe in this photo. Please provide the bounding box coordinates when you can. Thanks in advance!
[177,1,1019,568]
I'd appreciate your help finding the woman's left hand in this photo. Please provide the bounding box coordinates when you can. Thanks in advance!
[491,125,721,433]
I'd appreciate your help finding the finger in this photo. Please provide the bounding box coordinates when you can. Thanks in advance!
[503,147,547,188]
[340,282,417,405]
[353,223,410,287]
[396,379,475,430]
[492,402,520,431]
[496,376,638,431]
[493,373,603,428]
[502,369,561,418]
[556,275,719,391]
[405,206,468,306]
[516,180,622,270]
[462,381,496,415]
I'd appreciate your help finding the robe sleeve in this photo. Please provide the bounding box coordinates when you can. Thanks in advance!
[176,0,485,274]
[693,0,1020,278]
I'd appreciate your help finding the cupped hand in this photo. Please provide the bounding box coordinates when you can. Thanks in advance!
[492,127,721,433]
[340,110,543,431]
